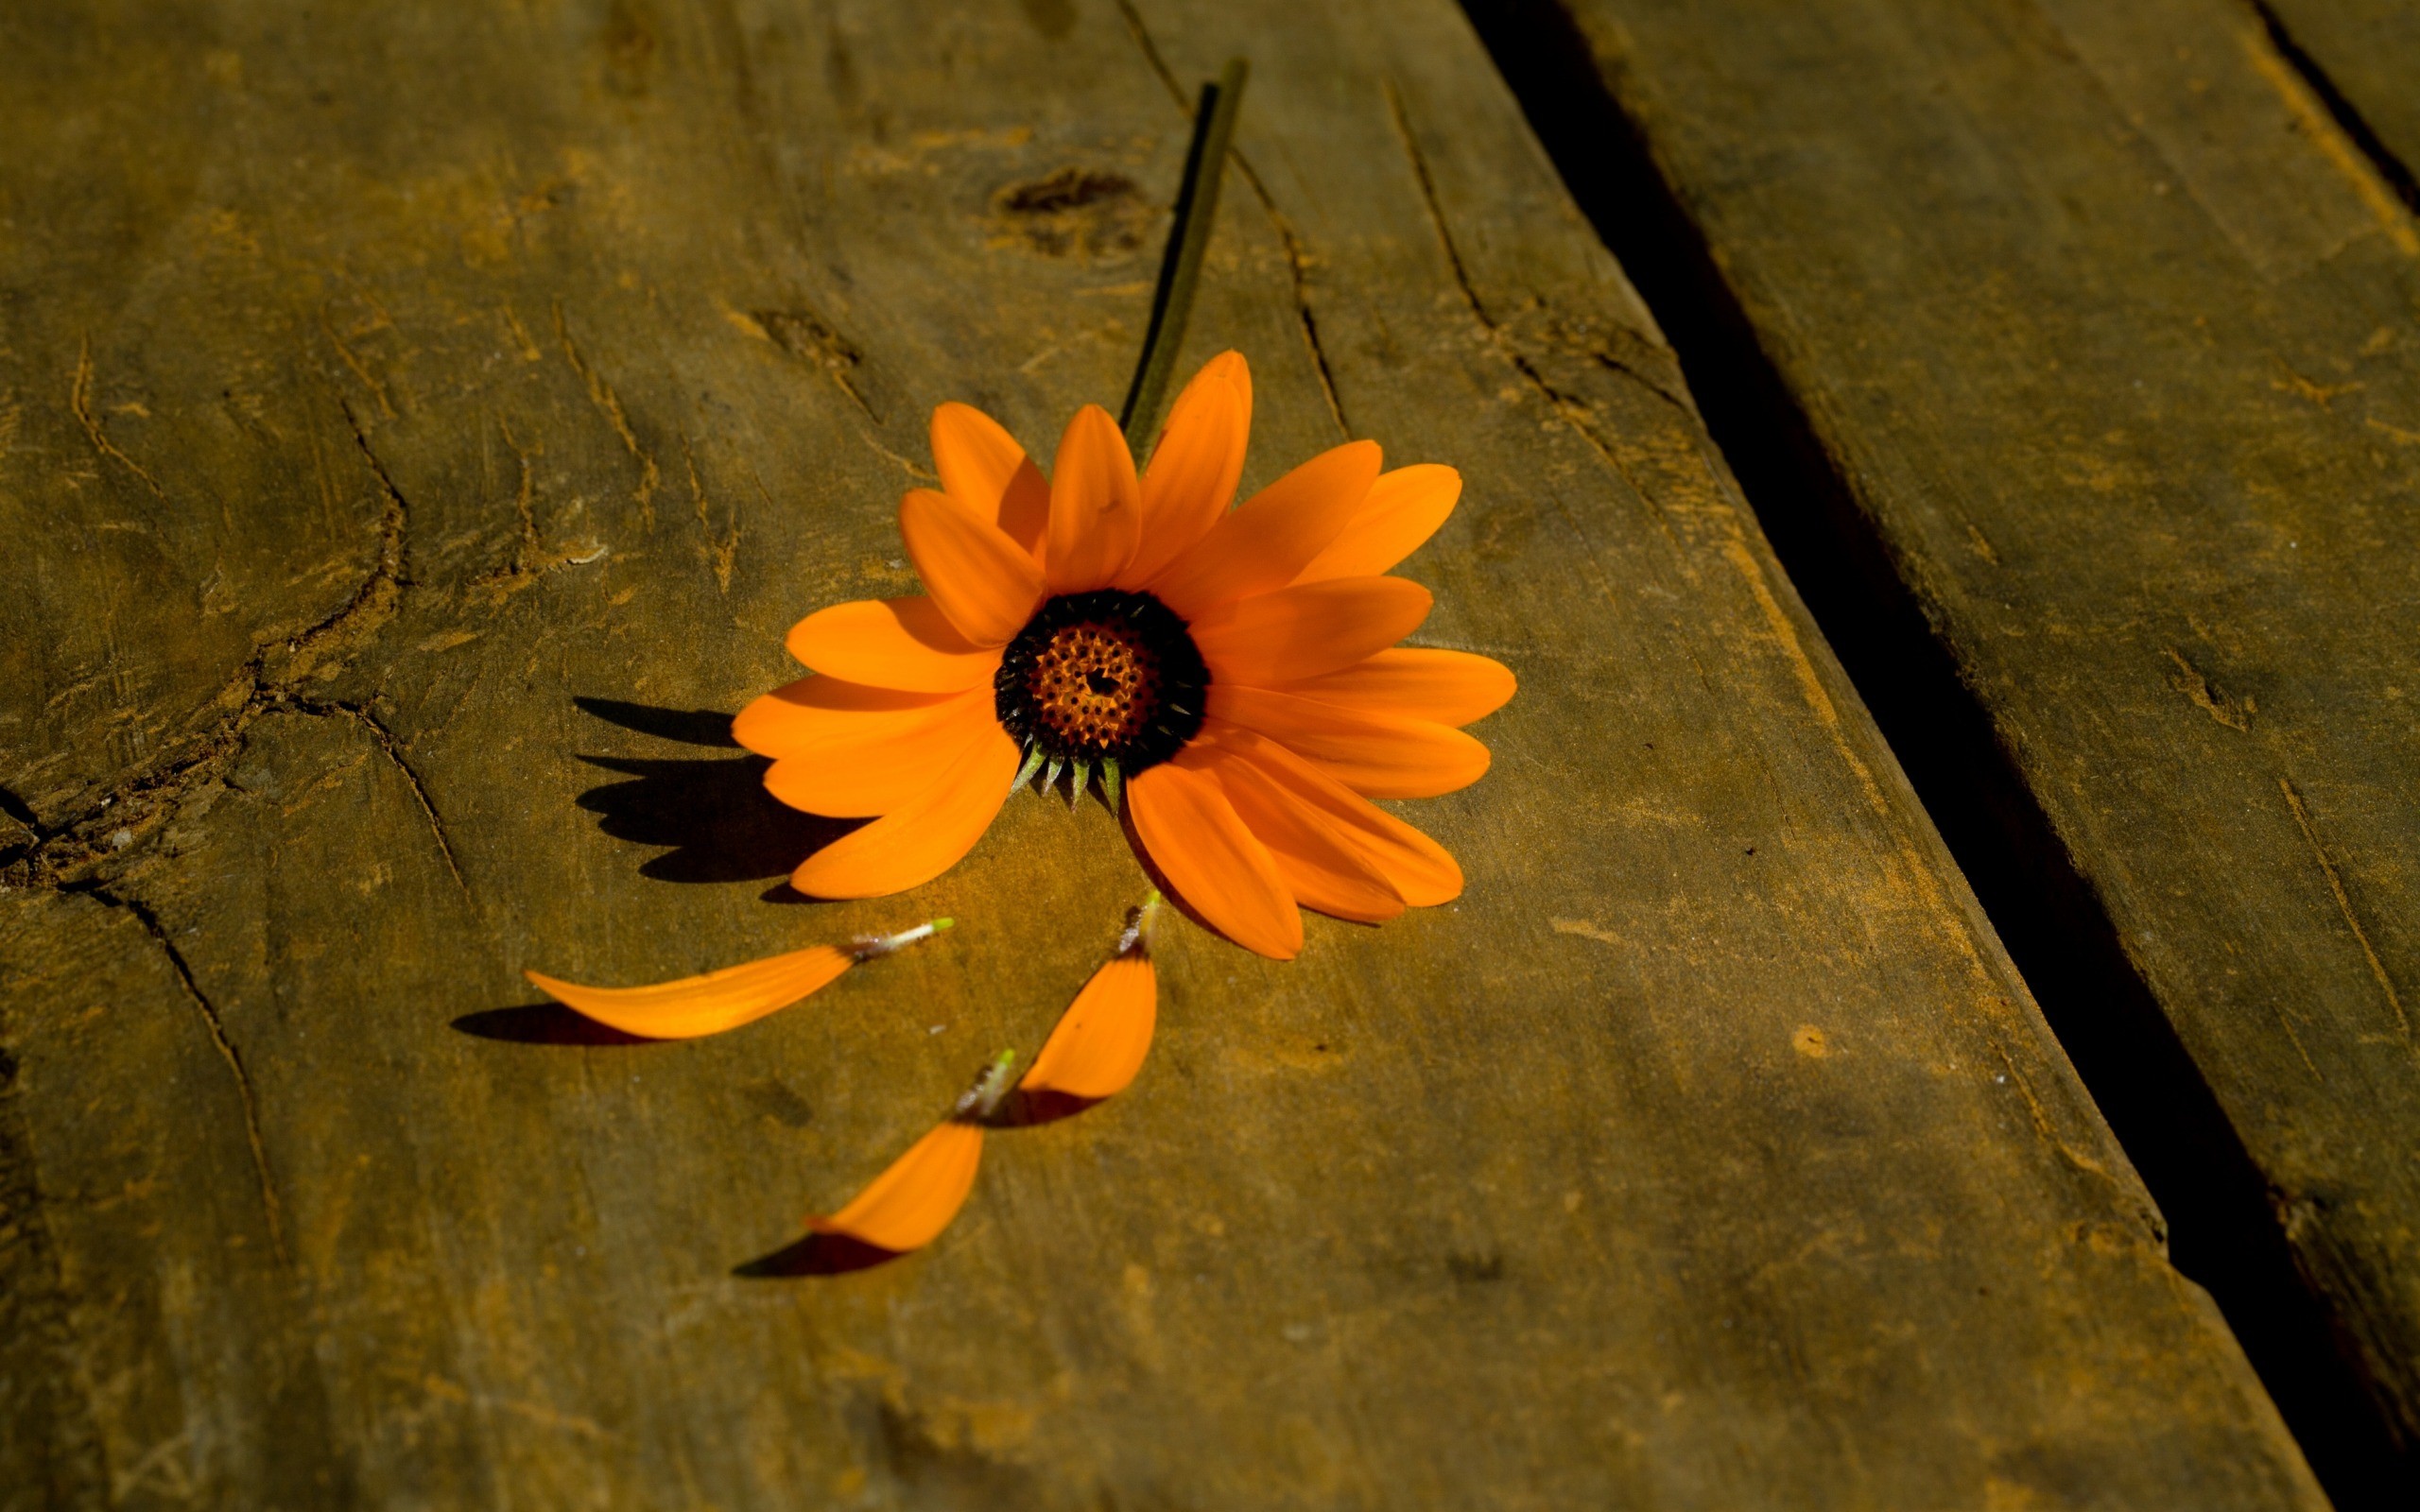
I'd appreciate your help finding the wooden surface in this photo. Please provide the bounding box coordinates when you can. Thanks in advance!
[1478,0,2420,1488]
[2258,0,2420,204]
[0,1,2323,1507]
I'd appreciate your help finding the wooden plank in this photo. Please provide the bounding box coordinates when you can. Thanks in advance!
[1473,0,2420,1489]
[0,1,2317,1505]
[2256,0,2420,209]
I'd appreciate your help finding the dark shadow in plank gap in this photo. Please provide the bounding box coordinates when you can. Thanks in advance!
[2249,0,2420,217]
[1460,0,2408,1503]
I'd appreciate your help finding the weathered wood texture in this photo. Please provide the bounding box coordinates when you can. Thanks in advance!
[2257,0,2420,207]
[0,1,2317,1507]
[1480,0,2420,1484]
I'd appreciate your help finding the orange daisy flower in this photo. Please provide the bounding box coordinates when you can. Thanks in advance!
[735,352,1514,959]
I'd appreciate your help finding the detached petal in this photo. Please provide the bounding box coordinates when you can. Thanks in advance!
[1189,576,1432,686]
[1206,686,1490,799]
[791,720,1020,897]
[786,598,1000,694]
[1020,949,1156,1100]
[1121,352,1253,587]
[1292,464,1461,583]
[525,944,856,1040]
[899,488,1046,645]
[808,1120,984,1253]
[1201,744,1404,923]
[1264,647,1515,727]
[735,676,959,758]
[1129,756,1302,959]
[763,688,994,817]
[1196,719,1464,904]
[931,402,1050,555]
[1147,440,1381,618]
[1045,404,1142,593]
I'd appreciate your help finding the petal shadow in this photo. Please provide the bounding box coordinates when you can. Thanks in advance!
[452,1004,653,1046]
[735,1231,905,1278]
[987,1087,1104,1128]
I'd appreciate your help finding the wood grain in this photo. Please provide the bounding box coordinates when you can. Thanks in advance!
[2256,0,2420,215]
[0,1,2319,1505]
[1478,0,2420,1488]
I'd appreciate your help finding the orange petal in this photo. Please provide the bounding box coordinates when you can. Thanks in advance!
[525,944,857,1040]
[763,689,994,817]
[786,598,1001,695]
[899,489,1046,645]
[790,719,1019,897]
[1045,404,1143,593]
[1200,745,1405,923]
[808,1119,984,1252]
[1147,440,1382,618]
[1189,576,1433,686]
[1121,352,1253,586]
[734,676,959,758]
[1205,686,1491,799]
[931,402,1050,555]
[1019,951,1157,1100]
[1292,464,1461,584]
[1129,756,1302,958]
[1263,647,1516,727]
[1196,719,1463,904]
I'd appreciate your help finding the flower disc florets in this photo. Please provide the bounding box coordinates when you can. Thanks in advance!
[995,590,1208,773]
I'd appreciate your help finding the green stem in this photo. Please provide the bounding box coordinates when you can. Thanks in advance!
[1120,58,1250,448]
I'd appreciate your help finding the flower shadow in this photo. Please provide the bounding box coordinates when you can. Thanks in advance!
[572,696,861,884]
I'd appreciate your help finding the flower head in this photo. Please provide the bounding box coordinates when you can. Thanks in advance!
[736,352,1513,958]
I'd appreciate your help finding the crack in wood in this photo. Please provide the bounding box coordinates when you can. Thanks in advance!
[2278,775,2411,1043]
[2162,646,2252,731]
[1,404,412,890]
[66,884,288,1264]
[682,430,738,593]
[469,417,609,600]
[750,305,880,423]
[1383,78,1680,479]
[2249,0,2420,221]
[290,698,470,899]
[1115,0,1351,438]
[552,301,662,528]
[69,336,170,504]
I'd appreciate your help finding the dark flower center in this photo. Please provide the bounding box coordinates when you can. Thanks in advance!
[995,590,1208,773]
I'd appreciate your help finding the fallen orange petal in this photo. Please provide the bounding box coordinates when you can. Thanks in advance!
[523,920,950,1040]
[807,1120,984,1253]
[807,1051,1017,1253]
[1021,901,1161,1100]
